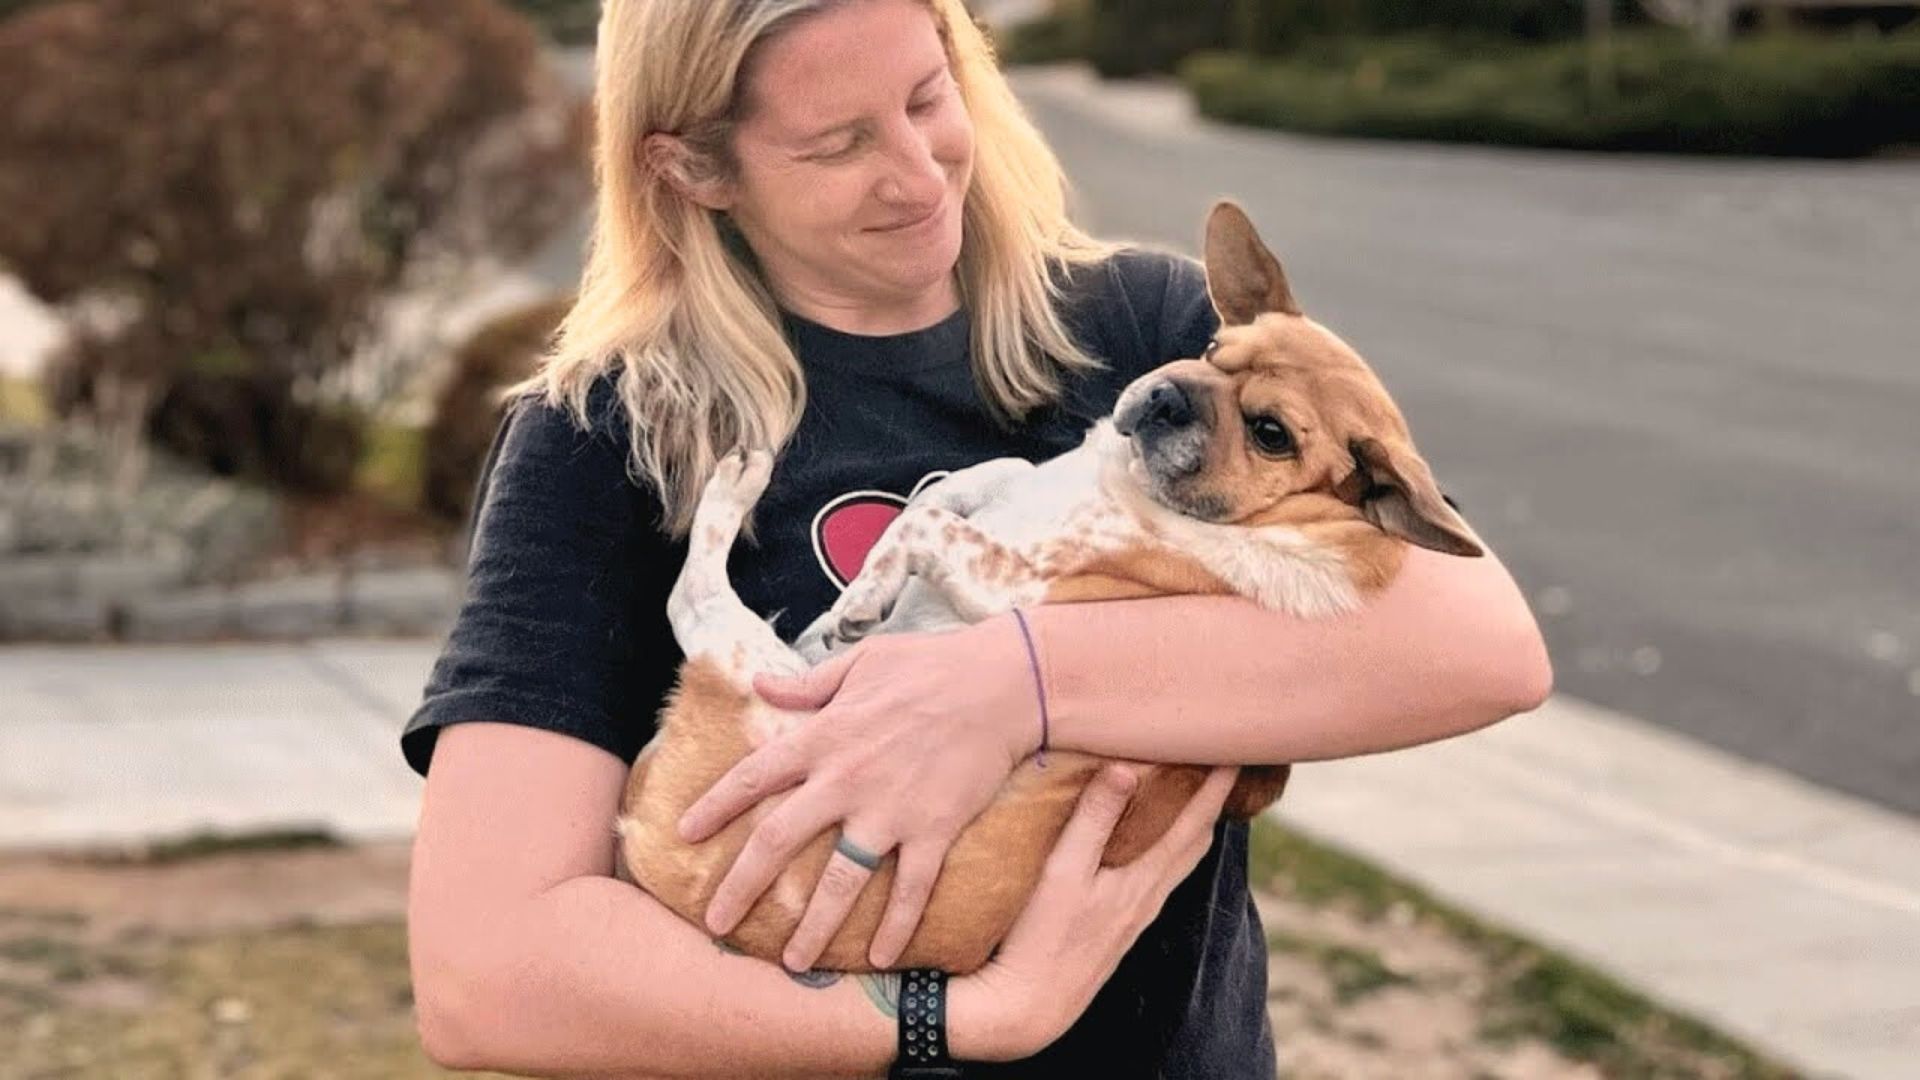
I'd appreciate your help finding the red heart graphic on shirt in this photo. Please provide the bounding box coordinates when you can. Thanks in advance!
[811,472,949,590]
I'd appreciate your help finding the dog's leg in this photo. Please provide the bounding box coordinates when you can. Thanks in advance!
[668,449,807,687]
[819,506,1043,650]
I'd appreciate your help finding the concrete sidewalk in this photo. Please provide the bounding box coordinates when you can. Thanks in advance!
[2,640,1916,1078]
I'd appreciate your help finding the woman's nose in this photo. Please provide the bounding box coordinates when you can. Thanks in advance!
[875,123,946,206]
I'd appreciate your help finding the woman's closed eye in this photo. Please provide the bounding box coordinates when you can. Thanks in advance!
[803,77,952,164]
[909,81,948,116]
[806,133,866,163]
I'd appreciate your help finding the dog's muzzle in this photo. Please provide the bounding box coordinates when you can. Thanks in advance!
[1117,378,1212,478]
[1115,379,1195,438]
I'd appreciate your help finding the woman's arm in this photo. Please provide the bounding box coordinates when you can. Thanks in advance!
[410,721,1224,1077]
[411,721,1011,1078]
[688,538,1549,972]
[1012,542,1553,764]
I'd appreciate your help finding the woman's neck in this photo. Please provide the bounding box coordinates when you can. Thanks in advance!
[774,275,962,337]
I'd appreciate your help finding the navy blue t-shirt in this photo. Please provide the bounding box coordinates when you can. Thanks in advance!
[402,248,1276,1077]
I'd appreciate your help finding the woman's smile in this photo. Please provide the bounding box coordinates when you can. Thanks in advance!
[868,200,944,235]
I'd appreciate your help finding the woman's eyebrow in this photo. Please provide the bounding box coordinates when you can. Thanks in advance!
[796,67,947,144]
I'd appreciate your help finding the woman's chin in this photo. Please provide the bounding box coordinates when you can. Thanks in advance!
[868,257,962,305]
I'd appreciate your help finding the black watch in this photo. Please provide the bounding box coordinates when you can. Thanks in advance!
[888,968,962,1078]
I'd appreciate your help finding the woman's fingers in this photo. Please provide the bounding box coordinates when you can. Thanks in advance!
[868,841,947,969]
[702,787,836,935]
[984,765,1140,976]
[1135,765,1239,883]
[752,648,858,711]
[779,823,892,972]
[1044,765,1140,884]
[678,738,809,844]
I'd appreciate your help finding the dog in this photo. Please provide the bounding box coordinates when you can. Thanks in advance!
[614,201,1483,974]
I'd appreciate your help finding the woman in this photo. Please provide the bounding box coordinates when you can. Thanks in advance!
[402,0,1553,1076]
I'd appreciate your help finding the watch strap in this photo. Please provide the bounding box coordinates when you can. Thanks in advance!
[889,968,962,1078]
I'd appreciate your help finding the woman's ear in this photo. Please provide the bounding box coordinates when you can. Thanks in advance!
[642,132,735,211]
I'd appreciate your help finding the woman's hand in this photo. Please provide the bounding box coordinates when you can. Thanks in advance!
[674,616,1045,971]
[948,762,1241,1062]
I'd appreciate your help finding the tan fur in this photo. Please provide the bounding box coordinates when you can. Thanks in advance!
[616,201,1478,974]
[1043,546,1235,603]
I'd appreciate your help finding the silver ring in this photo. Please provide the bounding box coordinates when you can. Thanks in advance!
[834,831,884,871]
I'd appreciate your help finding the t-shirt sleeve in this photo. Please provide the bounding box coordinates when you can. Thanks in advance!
[399,388,674,777]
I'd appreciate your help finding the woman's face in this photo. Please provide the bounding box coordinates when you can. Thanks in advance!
[716,0,975,329]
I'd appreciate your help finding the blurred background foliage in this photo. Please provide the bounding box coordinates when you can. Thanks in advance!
[998,0,1920,157]
[420,295,572,525]
[0,0,588,631]
[0,0,586,521]
[510,0,602,44]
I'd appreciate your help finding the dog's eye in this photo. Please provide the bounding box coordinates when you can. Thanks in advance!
[1246,415,1295,457]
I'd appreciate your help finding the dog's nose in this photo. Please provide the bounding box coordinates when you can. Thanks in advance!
[1138,381,1193,430]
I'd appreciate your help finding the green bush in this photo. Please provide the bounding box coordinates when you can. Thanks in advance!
[1233,0,1591,55]
[1082,0,1240,77]
[1182,29,1920,156]
[1038,0,1604,76]
[996,11,1087,66]
[511,0,598,44]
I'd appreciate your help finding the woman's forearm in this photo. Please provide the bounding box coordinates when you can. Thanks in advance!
[420,874,1006,1078]
[1014,544,1552,765]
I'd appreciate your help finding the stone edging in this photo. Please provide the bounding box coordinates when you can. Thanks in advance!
[0,562,461,644]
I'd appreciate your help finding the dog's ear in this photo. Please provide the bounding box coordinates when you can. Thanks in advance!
[1340,437,1484,557]
[1204,200,1301,325]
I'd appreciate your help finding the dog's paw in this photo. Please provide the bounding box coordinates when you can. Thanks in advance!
[821,579,899,648]
[734,447,774,500]
[828,613,880,647]
[699,448,775,519]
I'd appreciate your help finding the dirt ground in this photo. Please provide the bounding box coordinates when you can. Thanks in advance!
[0,840,1784,1079]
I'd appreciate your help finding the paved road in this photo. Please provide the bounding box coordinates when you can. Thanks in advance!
[1011,69,1920,816]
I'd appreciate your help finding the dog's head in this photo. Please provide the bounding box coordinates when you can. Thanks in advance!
[1110,201,1482,558]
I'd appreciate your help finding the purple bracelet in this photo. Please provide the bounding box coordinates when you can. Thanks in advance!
[1009,608,1050,769]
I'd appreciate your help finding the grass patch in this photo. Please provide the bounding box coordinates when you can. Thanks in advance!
[0,374,49,427]
[1183,29,1920,156]
[0,934,93,976]
[1248,816,1797,1077]
[1250,807,1434,919]
[80,828,343,867]
[0,920,513,1079]
[0,906,88,927]
[1267,928,1414,1003]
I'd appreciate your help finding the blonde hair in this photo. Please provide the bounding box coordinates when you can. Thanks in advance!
[516,0,1116,536]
